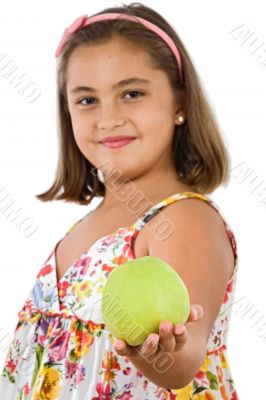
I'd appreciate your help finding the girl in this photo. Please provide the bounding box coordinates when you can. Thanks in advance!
[0,2,239,399]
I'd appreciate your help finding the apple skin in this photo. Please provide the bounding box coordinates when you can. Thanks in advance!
[102,255,190,346]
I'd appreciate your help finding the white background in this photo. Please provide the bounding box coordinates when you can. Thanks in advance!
[0,1,266,398]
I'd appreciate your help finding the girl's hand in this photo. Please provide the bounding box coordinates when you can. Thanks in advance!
[113,304,204,360]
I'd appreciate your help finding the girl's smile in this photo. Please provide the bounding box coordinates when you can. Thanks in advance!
[100,136,137,149]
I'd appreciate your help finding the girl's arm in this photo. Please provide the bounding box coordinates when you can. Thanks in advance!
[114,198,233,389]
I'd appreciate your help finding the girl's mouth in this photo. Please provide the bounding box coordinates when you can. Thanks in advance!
[100,137,137,149]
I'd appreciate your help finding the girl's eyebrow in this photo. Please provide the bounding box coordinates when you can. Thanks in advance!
[70,77,151,95]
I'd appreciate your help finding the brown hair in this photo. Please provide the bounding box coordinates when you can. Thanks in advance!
[36,2,231,205]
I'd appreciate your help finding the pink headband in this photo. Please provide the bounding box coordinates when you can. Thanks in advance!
[55,13,183,82]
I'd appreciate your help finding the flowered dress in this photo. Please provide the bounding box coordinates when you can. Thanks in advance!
[0,192,239,399]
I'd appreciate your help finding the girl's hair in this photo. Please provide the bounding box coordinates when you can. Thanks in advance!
[36,2,231,205]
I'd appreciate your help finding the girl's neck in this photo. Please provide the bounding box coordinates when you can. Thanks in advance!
[97,173,198,213]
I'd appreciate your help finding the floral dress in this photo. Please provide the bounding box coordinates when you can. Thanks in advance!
[0,191,239,399]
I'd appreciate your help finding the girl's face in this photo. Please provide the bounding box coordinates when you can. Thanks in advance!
[66,36,182,182]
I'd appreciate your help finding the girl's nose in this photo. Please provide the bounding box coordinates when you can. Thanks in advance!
[97,118,125,130]
[97,105,126,130]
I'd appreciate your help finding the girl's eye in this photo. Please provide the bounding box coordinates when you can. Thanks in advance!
[76,90,144,106]
[77,97,96,106]
[124,90,144,100]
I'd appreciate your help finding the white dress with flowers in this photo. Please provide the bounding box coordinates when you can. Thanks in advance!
[0,192,239,399]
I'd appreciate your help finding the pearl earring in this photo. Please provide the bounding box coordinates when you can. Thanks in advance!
[176,114,185,124]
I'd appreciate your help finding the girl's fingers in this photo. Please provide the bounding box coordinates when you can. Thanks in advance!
[173,324,188,352]
[139,333,159,358]
[114,337,158,360]
[158,321,176,354]
[113,309,201,360]
[114,340,139,359]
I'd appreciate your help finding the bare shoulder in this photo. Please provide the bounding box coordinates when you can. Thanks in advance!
[146,196,235,351]
[147,196,235,281]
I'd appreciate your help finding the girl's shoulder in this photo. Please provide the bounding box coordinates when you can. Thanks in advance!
[138,191,238,272]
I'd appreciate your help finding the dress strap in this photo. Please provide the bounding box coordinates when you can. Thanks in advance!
[133,191,238,267]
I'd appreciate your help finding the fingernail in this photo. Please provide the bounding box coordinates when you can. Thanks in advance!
[162,324,170,333]
[174,325,185,335]
[196,306,203,318]
[115,341,123,350]
[148,335,155,345]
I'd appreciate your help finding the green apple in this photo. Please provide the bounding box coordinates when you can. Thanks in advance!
[102,255,190,346]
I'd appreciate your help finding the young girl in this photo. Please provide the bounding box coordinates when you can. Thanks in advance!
[0,3,239,399]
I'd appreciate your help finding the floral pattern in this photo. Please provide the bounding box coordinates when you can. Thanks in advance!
[0,192,239,399]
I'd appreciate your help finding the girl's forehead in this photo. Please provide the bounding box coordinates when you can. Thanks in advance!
[70,34,155,64]
[66,43,159,85]
[68,39,152,66]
